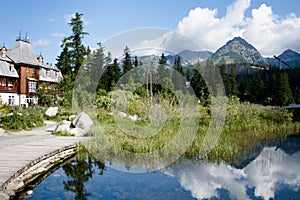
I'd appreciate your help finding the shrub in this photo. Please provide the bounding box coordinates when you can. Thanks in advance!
[0,105,44,130]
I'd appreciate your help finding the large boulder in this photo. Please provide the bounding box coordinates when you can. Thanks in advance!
[54,120,72,133]
[72,112,93,131]
[70,127,86,137]
[45,107,58,117]
[53,112,93,136]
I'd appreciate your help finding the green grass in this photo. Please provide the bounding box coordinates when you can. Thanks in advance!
[83,96,300,167]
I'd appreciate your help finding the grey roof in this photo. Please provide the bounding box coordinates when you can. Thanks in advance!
[39,67,62,83]
[39,62,60,71]
[7,40,40,66]
[0,59,19,78]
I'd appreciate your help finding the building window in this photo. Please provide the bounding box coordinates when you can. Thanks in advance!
[46,70,50,77]
[28,81,37,93]
[8,96,14,106]
[1,79,6,86]
[26,67,29,73]
[32,68,35,74]
[9,64,14,72]
[8,80,13,87]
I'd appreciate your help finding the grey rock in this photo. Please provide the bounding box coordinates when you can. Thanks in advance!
[70,127,86,137]
[72,112,93,131]
[128,114,138,121]
[68,115,77,121]
[0,192,9,200]
[7,177,24,191]
[54,121,71,133]
[117,112,127,118]
[45,107,58,117]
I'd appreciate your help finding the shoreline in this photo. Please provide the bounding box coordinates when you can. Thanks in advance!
[0,121,88,200]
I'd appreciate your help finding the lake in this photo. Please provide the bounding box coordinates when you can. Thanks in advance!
[18,136,300,200]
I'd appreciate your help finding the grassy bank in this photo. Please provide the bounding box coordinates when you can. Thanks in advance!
[84,96,300,166]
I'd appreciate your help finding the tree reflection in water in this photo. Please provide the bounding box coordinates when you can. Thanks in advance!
[62,151,105,200]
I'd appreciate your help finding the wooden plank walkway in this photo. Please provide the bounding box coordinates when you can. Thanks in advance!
[0,135,88,191]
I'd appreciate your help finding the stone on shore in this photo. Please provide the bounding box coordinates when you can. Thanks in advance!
[70,127,86,137]
[72,112,93,131]
[53,112,93,136]
[54,120,72,133]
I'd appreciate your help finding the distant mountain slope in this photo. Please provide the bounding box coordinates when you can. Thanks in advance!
[210,37,266,65]
[178,50,213,63]
[266,49,300,68]
[133,38,300,69]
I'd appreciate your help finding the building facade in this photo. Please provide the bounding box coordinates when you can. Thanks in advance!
[0,37,62,106]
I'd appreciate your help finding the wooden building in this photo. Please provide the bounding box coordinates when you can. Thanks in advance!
[0,37,62,106]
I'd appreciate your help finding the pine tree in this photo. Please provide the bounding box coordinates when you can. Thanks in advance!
[249,72,266,104]
[56,13,90,107]
[229,66,238,97]
[274,72,294,106]
[106,58,121,91]
[57,13,89,78]
[157,53,170,82]
[133,56,139,68]
[172,56,184,90]
[123,46,132,74]
[190,61,209,105]
[86,42,105,92]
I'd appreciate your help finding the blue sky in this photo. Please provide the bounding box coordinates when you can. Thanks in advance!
[1,0,300,64]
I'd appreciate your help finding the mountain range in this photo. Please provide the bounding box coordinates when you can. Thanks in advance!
[153,37,300,68]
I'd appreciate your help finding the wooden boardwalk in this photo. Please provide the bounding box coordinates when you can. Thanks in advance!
[0,134,88,192]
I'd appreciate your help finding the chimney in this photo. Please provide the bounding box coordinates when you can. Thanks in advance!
[37,54,44,64]
[1,46,7,58]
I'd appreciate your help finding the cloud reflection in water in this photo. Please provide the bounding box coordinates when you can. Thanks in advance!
[165,147,300,199]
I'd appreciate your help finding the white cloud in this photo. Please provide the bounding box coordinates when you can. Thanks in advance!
[244,4,300,56]
[52,33,65,38]
[132,31,204,56]
[48,18,55,22]
[33,39,50,46]
[177,0,250,52]
[175,0,300,56]
[64,13,90,25]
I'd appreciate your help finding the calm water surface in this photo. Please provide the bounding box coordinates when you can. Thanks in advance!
[21,136,300,200]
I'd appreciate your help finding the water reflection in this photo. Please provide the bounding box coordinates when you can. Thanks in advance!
[166,137,300,200]
[24,137,300,200]
[62,152,105,200]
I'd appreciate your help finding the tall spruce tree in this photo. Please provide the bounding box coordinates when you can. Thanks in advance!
[249,72,266,104]
[56,12,90,107]
[57,13,89,78]
[274,72,294,106]
[86,42,105,92]
[123,46,132,74]
[172,56,184,90]
[190,61,209,105]
[157,53,170,81]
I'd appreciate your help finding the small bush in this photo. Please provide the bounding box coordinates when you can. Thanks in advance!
[0,105,44,130]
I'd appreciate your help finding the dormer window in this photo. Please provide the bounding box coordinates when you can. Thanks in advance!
[32,68,35,74]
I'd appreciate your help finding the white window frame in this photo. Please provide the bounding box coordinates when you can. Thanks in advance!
[28,81,37,93]
[8,96,15,106]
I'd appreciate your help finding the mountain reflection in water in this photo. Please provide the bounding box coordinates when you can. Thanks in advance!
[24,136,300,200]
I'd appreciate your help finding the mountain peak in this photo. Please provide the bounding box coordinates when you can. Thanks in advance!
[211,37,266,65]
[280,49,300,57]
